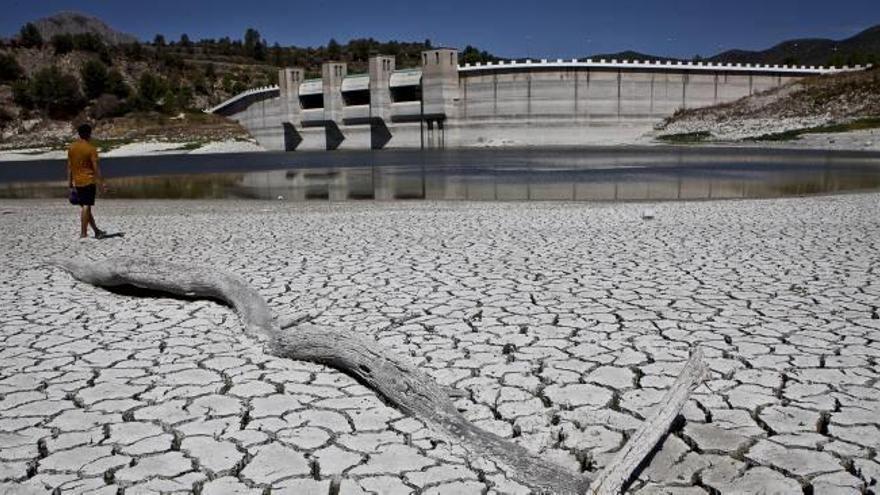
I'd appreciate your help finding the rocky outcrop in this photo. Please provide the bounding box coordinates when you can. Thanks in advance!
[32,11,139,45]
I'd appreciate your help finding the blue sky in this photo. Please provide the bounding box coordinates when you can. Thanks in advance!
[2,0,878,59]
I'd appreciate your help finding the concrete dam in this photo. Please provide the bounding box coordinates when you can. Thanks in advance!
[208,48,864,150]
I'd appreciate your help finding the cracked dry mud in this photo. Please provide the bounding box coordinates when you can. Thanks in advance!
[0,195,878,495]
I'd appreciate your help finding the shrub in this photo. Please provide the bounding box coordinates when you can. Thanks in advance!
[192,73,210,95]
[81,59,109,99]
[72,33,106,53]
[51,34,75,55]
[49,33,111,62]
[221,74,234,93]
[460,45,497,65]
[106,70,130,99]
[135,72,168,110]
[0,107,13,128]
[170,85,194,111]
[159,52,186,71]
[204,63,216,81]
[0,53,24,82]
[28,66,86,118]
[122,42,144,60]
[74,34,112,64]
[12,79,33,108]
[19,23,42,48]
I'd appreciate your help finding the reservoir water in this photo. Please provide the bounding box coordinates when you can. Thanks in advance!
[1,146,879,201]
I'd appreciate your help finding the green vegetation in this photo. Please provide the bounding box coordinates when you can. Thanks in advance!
[203,31,430,70]
[134,73,168,111]
[0,53,24,82]
[81,59,109,99]
[105,70,130,99]
[827,52,879,69]
[18,23,43,48]
[752,129,803,142]
[461,45,499,65]
[88,137,137,153]
[0,107,12,129]
[169,141,207,151]
[50,34,74,54]
[753,118,880,141]
[136,28,494,74]
[13,66,85,118]
[244,28,266,60]
[50,33,112,62]
[9,57,134,120]
[656,131,713,143]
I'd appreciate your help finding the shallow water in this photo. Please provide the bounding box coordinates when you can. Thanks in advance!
[2,147,879,201]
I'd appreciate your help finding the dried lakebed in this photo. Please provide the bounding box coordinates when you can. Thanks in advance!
[1,196,879,494]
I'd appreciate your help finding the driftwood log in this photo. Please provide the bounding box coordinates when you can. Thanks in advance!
[52,257,708,495]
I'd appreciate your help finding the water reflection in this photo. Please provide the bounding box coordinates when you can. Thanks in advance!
[3,161,880,202]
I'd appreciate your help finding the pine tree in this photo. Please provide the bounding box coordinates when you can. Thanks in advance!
[327,38,341,60]
[28,66,85,118]
[19,23,43,48]
[81,59,109,99]
[51,34,75,55]
[137,73,168,110]
[244,28,262,58]
[106,70,130,99]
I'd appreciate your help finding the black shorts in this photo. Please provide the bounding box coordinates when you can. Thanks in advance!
[75,184,96,206]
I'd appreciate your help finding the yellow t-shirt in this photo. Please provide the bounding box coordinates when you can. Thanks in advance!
[68,139,99,187]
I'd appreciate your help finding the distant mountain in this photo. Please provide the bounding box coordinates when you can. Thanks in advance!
[590,24,880,66]
[32,11,138,45]
[585,50,680,62]
[709,25,880,65]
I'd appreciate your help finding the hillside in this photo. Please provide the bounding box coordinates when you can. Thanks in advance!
[585,50,679,62]
[656,67,880,145]
[0,13,500,150]
[594,24,880,67]
[0,41,276,149]
[710,25,880,66]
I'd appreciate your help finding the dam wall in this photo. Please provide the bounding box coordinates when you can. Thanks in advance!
[208,50,866,150]
[450,65,790,146]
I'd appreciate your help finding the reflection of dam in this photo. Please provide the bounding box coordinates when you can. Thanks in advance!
[238,167,425,200]
[4,149,880,200]
[231,162,880,202]
[208,49,867,150]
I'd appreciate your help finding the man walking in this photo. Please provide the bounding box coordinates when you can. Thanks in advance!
[68,123,107,239]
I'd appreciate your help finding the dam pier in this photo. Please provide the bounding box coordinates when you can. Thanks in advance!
[208,49,865,150]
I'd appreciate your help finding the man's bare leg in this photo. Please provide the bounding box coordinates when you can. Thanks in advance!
[87,208,100,235]
[80,206,90,238]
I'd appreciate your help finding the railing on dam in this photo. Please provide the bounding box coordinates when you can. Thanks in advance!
[459,58,870,75]
[205,85,280,114]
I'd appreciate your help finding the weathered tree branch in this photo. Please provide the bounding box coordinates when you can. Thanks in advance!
[588,348,708,494]
[51,256,708,494]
